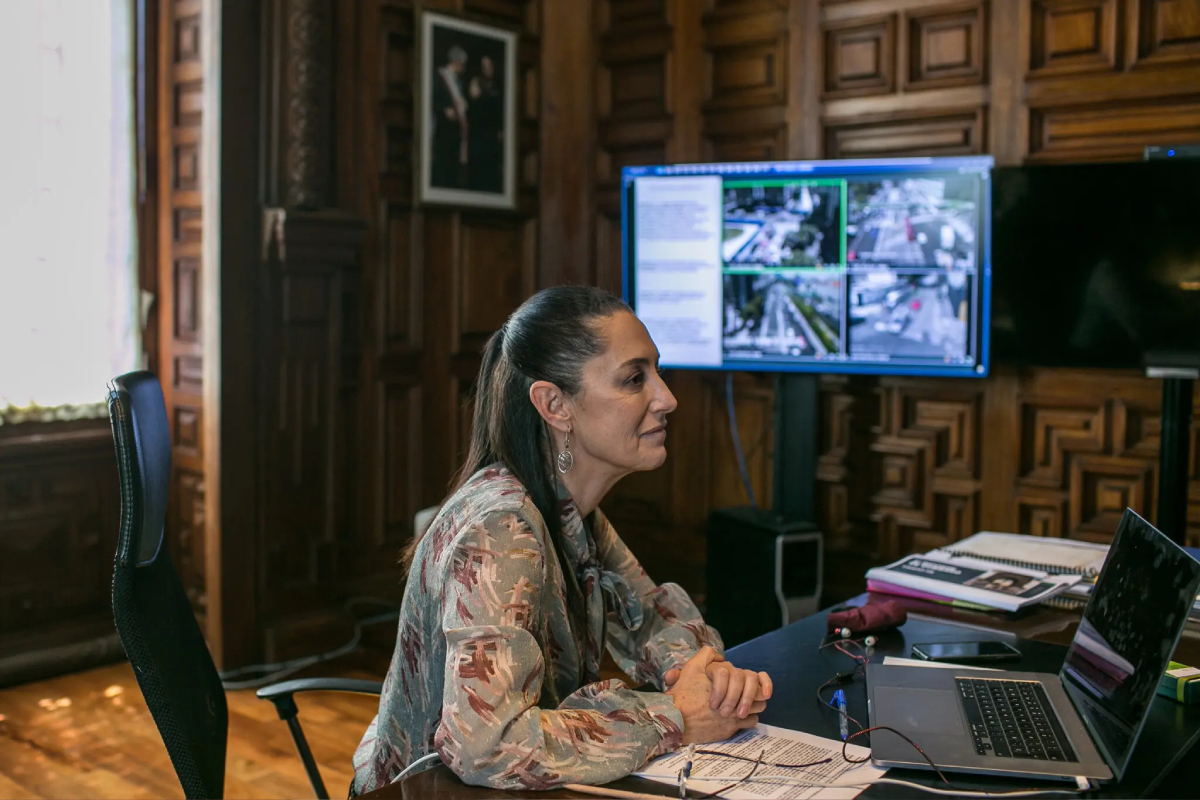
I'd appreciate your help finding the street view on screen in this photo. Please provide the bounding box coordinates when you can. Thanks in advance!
[622,157,992,377]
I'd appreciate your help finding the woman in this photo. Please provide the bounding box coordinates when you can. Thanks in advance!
[351,287,773,793]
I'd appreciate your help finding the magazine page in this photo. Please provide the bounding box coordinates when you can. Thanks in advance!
[866,550,1080,612]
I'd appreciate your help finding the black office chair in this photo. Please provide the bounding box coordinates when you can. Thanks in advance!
[108,371,382,799]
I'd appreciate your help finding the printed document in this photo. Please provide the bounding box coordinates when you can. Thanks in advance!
[636,724,885,799]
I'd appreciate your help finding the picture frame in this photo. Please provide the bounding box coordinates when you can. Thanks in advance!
[418,10,518,210]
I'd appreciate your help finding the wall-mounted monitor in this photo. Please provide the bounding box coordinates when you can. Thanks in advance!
[621,156,993,377]
[991,160,1200,369]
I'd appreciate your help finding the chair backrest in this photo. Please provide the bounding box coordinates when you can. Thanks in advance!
[108,371,227,799]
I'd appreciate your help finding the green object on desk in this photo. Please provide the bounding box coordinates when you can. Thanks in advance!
[1158,661,1200,704]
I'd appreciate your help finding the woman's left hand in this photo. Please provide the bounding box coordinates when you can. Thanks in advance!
[663,660,773,719]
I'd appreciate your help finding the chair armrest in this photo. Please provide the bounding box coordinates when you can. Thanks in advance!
[256,678,384,720]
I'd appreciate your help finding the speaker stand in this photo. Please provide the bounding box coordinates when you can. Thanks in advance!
[772,373,820,523]
[1154,372,1194,546]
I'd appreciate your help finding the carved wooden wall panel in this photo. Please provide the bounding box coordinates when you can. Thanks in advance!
[594,3,673,218]
[824,107,988,158]
[541,0,1200,606]
[589,0,679,583]
[870,380,984,559]
[823,14,897,97]
[1134,0,1200,65]
[344,0,541,605]
[1028,0,1120,77]
[156,0,208,623]
[1027,98,1200,161]
[905,2,987,90]
[1020,0,1200,164]
[701,0,789,162]
[798,0,1200,601]
[254,214,363,634]
[0,427,125,684]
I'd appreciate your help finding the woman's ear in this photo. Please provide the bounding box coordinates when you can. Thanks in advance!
[529,380,571,433]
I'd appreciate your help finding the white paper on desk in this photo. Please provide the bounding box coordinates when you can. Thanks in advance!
[881,656,1001,671]
[635,724,885,800]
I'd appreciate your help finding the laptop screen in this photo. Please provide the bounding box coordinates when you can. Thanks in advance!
[1059,509,1200,779]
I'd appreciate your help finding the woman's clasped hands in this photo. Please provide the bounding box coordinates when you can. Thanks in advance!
[664,646,773,745]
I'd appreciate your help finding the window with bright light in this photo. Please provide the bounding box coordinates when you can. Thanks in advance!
[0,0,138,423]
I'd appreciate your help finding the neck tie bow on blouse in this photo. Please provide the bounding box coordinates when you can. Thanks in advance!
[555,482,644,682]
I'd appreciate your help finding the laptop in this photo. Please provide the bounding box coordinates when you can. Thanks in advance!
[867,509,1200,783]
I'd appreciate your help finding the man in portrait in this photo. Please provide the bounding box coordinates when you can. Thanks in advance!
[432,44,469,189]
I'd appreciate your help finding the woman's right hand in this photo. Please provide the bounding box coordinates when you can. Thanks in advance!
[666,646,764,745]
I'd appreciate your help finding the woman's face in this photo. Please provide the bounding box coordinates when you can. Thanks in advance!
[568,311,678,474]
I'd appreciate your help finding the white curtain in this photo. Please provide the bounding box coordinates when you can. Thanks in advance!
[0,0,138,423]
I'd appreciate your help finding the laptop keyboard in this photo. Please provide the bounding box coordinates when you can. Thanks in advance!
[955,678,1078,762]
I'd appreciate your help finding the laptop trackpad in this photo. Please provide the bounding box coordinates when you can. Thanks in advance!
[876,687,965,734]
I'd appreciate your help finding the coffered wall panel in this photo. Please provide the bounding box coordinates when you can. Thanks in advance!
[1133,0,1200,66]
[1028,0,1120,77]
[824,107,987,158]
[823,14,897,97]
[905,2,987,90]
[540,0,1200,606]
[702,0,789,161]
[594,2,673,217]
[798,0,1199,601]
[1027,98,1200,161]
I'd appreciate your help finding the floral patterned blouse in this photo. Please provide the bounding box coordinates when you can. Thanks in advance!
[350,464,724,794]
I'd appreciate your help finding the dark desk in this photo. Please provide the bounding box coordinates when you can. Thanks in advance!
[367,594,1200,799]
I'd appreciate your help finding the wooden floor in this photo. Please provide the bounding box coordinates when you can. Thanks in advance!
[0,654,390,799]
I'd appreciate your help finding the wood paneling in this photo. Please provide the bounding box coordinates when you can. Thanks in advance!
[257,212,364,632]
[1133,0,1200,66]
[0,424,123,686]
[1029,0,1120,77]
[335,0,541,617]
[905,2,987,90]
[1028,97,1200,161]
[156,0,208,626]
[536,0,1200,608]
[594,1,673,218]
[822,14,897,98]
[824,106,987,158]
[869,381,984,558]
[701,1,789,162]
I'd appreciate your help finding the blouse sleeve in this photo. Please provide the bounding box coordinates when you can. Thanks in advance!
[592,508,725,688]
[433,510,684,790]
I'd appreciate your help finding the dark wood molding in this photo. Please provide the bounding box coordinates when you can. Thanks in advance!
[0,420,114,455]
[538,0,595,288]
[207,0,264,669]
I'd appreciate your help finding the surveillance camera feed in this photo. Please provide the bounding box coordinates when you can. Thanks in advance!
[622,157,991,376]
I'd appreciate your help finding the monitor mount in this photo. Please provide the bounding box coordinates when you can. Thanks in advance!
[1145,351,1197,546]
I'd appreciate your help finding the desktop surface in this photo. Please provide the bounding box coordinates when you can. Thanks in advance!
[365,595,1200,799]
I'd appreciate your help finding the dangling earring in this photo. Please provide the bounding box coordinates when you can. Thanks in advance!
[557,429,574,474]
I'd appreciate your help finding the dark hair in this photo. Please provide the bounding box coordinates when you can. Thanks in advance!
[402,285,630,572]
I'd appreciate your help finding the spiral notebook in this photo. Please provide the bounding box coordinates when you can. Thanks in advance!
[941,532,1109,578]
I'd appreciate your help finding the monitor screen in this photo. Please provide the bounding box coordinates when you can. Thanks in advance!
[1059,510,1200,779]
[621,156,993,377]
[991,161,1200,368]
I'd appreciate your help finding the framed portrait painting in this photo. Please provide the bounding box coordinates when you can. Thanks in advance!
[419,11,517,210]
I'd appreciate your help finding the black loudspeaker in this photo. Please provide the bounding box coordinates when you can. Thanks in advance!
[705,507,822,648]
